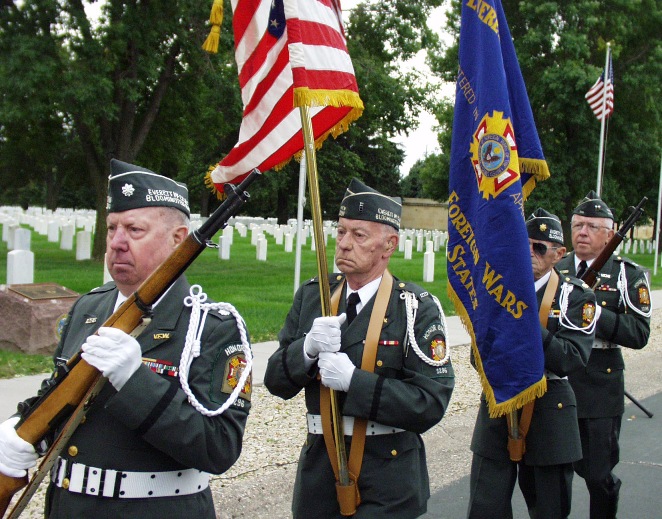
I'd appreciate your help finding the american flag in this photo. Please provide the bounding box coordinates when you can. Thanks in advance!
[207,0,363,190]
[585,53,614,120]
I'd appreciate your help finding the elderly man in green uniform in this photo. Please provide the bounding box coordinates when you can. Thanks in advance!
[557,191,651,519]
[0,159,251,518]
[264,179,454,519]
[468,208,597,519]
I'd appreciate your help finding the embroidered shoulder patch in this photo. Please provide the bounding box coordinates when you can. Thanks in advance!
[222,354,252,401]
[638,285,650,306]
[431,338,447,362]
[55,313,69,341]
[582,302,596,327]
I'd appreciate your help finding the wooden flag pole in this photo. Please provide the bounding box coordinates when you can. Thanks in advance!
[298,105,350,487]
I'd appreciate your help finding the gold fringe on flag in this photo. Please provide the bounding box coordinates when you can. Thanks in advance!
[447,283,547,419]
[520,157,550,200]
[204,164,227,200]
[202,0,223,54]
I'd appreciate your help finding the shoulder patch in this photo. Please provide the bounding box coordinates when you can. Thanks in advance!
[221,353,252,402]
[582,302,596,327]
[55,313,69,341]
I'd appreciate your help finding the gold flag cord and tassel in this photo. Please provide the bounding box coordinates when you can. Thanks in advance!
[202,0,223,54]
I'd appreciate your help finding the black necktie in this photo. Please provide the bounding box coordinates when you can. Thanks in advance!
[577,260,588,279]
[346,292,361,325]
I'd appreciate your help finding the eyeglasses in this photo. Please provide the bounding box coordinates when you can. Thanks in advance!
[571,222,611,233]
[531,242,560,256]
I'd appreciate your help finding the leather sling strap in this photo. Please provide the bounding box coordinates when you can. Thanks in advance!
[507,269,559,461]
[320,270,393,513]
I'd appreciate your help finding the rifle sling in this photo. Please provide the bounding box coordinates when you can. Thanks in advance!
[506,269,558,461]
[320,270,393,504]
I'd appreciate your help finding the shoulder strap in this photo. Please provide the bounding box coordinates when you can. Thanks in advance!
[320,271,393,512]
[507,269,558,461]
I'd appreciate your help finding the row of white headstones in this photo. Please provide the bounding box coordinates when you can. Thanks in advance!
[1,205,452,285]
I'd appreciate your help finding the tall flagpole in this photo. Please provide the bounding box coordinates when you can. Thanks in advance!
[655,153,662,275]
[294,159,307,294]
[299,105,350,487]
[595,43,611,196]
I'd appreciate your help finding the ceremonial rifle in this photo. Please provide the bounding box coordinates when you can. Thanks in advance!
[0,169,260,518]
[576,196,654,418]
[579,196,647,288]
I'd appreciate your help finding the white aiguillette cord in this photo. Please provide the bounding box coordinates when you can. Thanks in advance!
[181,285,252,416]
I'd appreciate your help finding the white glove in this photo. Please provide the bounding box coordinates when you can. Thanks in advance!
[82,327,142,391]
[303,314,347,360]
[318,352,356,392]
[0,416,38,478]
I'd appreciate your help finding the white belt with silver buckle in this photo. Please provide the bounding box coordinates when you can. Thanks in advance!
[306,414,404,436]
[51,457,209,498]
[592,339,621,350]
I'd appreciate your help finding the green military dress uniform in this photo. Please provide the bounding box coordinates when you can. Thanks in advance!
[557,251,650,517]
[21,276,251,518]
[468,270,596,519]
[264,273,455,519]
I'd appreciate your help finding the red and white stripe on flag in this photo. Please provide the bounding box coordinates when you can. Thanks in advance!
[208,0,363,190]
[585,70,614,120]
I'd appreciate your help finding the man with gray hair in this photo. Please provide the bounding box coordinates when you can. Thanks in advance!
[265,178,454,518]
[0,159,251,518]
[558,190,651,519]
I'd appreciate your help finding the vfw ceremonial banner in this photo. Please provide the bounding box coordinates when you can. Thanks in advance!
[447,0,550,417]
[207,0,363,191]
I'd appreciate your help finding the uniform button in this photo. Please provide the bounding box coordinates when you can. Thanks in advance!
[399,283,405,288]
[602,301,607,306]
[391,450,398,457]
[383,318,388,323]
[376,360,383,367]
[607,368,612,373]
[68,445,78,457]
[62,478,70,490]
[80,415,86,424]
[336,275,342,280]
[557,403,563,409]
[565,277,571,282]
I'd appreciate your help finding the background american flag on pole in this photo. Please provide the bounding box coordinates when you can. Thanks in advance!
[585,51,614,121]
[207,0,363,191]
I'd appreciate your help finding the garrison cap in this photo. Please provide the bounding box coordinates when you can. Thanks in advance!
[338,178,402,230]
[526,207,564,245]
[107,159,190,217]
[573,190,614,220]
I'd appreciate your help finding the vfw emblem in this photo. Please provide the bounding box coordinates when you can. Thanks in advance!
[470,111,520,199]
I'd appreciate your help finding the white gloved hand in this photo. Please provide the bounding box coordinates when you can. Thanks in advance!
[0,416,38,478]
[318,352,356,392]
[303,314,347,360]
[82,327,142,391]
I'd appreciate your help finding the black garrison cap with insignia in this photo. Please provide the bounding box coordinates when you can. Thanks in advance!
[107,159,190,217]
[572,190,614,220]
[338,178,402,230]
[526,207,564,245]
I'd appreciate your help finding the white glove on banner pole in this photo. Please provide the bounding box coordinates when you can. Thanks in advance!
[318,351,356,392]
[303,314,347,362]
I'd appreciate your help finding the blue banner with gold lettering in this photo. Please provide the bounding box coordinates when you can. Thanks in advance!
[447,0,550,417]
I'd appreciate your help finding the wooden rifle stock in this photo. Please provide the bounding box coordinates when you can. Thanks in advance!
[580,196,647,288]
[0,170,260,518]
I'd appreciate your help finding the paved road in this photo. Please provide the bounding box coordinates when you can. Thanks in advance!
[423,392,661,518]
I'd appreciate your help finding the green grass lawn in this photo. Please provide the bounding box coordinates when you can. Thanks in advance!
[1,223,661,377]
[0,225,450,342]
